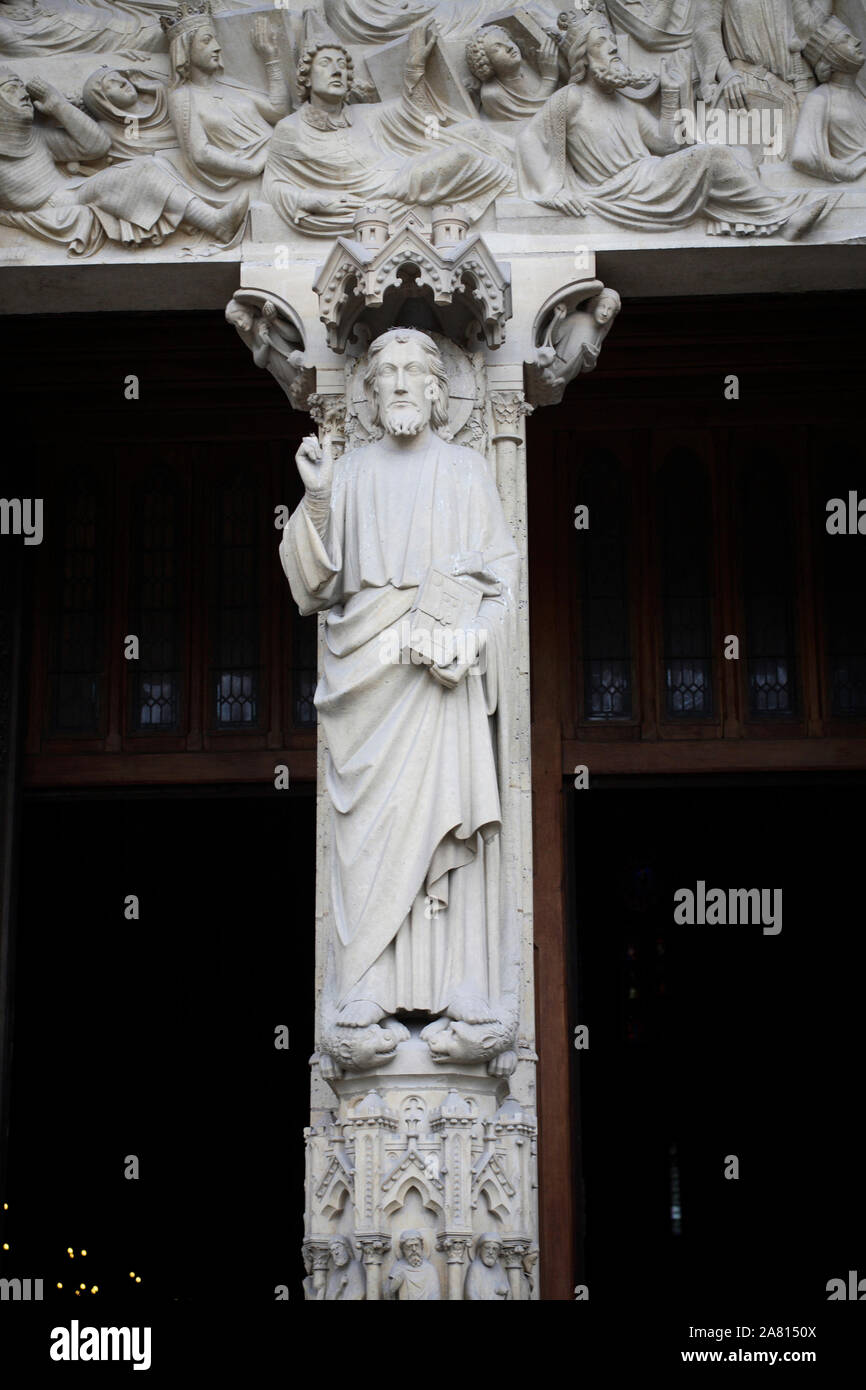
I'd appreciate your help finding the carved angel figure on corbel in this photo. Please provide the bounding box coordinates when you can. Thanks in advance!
[527,284,621,407]
[225,291,315,410]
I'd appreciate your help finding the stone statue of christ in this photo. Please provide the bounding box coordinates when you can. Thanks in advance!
[279,328,521,1072]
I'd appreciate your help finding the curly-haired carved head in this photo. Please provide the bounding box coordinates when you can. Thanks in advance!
[298,43,354,102]
[466,25,523,83]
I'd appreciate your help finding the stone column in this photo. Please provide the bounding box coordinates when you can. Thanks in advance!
[357,1237,390,1301]
[501,1240,533,1302]
[437,1234,472,1301]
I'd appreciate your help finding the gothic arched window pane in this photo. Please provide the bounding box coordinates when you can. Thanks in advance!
[740,459,797,717]
[292,610,318,727]
[210,475,261,728]
[820,458,866,717]
[48,474,104,734]
[578,453,632,719]
[129,469,183,732]
[659,451,713,717]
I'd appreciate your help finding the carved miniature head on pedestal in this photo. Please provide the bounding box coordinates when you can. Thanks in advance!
[161,2,222,87]
[298,43,354,111]
[557,5,652,91]
[466,26,523,84]
[364,328,449,440]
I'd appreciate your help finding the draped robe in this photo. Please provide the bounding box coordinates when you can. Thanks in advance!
[264,98,512,236]
[280,433,519,1018]
[517,81,816,233]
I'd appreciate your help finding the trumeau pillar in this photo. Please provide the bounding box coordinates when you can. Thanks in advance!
[228,204,621,1301]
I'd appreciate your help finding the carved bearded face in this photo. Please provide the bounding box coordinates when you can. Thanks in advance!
[374,338,435,438]
[190,28,223,75]
[310,47,350,102]
[480,1240,501,1267]
[402,1236,424,1267]
[330,1240,350,1267]
[585,27,635,91]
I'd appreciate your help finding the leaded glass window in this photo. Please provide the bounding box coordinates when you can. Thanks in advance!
[48,475,104,734]
[578,454,632,719]
[129,469,183,732]
[659,451,713,717]
[292,610,317,727]
[741,461,797,717]
[821,461,866,717]
[211,475,261,728]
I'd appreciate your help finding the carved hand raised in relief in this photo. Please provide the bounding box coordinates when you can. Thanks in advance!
[406,17,439,74]
[24,75,65,118]
[296,432,334,496]
[537,33,560,82]
[250,13,279,63]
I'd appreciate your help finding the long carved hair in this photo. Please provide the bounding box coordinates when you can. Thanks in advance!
[364,329,450,433]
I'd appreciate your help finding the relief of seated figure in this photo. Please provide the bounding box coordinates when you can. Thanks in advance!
[517,5,837,238]
[0,0,164,56]
[263,27,512,236]
[465,24,561,121]
[791,14,866,182]
[0,69,247,255]
[81,66,177,159]
[164,1,289,192]
[694,0,830,105]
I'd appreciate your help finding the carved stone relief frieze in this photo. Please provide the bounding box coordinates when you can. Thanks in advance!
[1,0,864,265]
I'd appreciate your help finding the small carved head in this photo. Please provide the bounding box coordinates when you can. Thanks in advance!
[478,1234,502,1267]
[169,21,222,86]
[589,287,621,327]
[364,329,449,438]
[329,1236,353,1266]
[82,67,138,119]
[298,44,354,103]
[466,26,522,83]
[0,69,33,120]
[399,1230,426,1266]
[803,18,864,80]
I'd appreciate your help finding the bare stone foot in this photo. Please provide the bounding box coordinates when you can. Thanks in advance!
[336,999,384,1027]
[445,991,498,1025]
[380,1016,410,1042]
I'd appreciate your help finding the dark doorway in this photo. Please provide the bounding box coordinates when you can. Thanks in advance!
[5,788,314,1306]
[572,775,865,1314]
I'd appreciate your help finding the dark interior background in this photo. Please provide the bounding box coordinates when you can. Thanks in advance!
[573,775,866,1313]
[5,790,314,1305]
